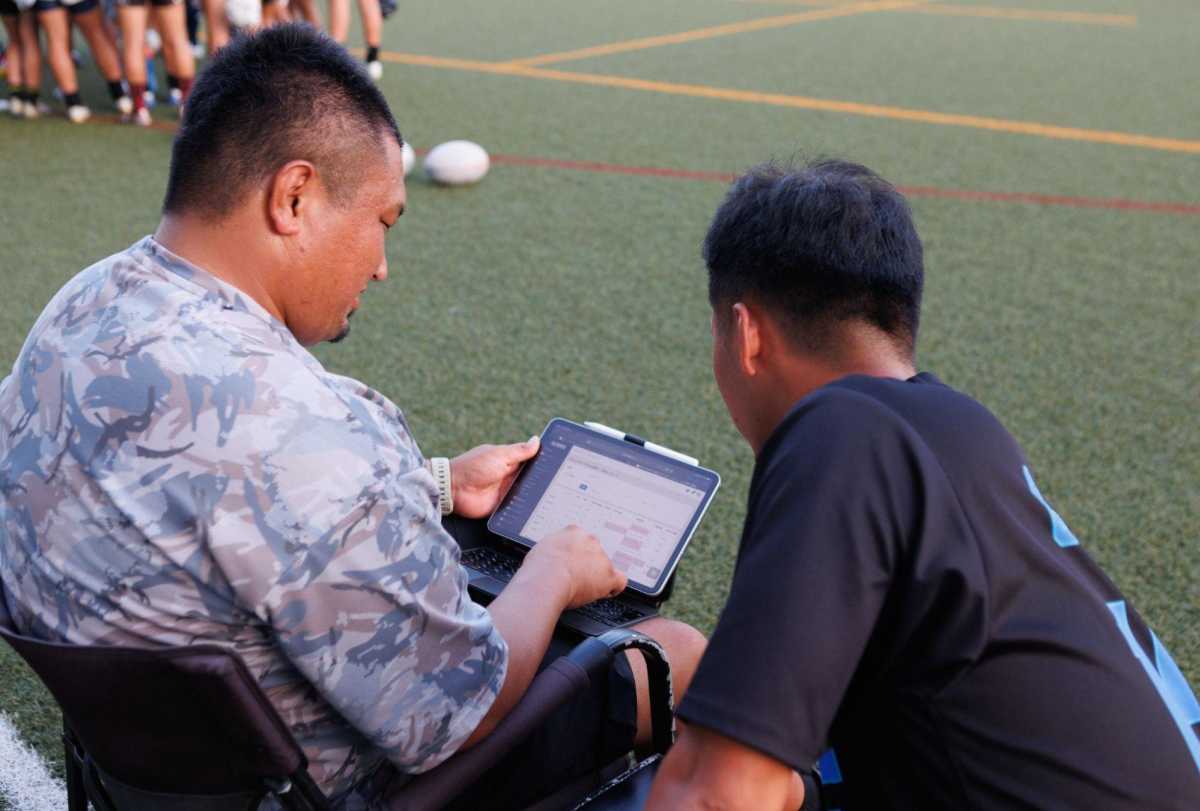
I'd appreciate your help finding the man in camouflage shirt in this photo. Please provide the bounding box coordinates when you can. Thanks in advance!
[0,25,705,809]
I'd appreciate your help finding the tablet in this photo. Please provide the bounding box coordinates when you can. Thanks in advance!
[487,418,721,597]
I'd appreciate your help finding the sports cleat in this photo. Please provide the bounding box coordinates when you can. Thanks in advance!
[23,100,39,119]
[133,106,152,127]
[366,60,382,81]
[169,87,183,107]
[6,97,20,117]
[115,95,133,116]
[67,104,91,124]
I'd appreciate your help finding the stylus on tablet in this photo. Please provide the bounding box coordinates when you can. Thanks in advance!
[583,422,700,466]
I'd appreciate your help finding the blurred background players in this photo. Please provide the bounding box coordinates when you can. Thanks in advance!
[116,0,192,124]
[33,0,129,121]
[1,0,388,123]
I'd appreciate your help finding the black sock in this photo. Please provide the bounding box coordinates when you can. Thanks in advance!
[366,45,379,62]
[107,80,124,100]
[64,91,82,108]
[26,90,39,104]
[167,74,180,91]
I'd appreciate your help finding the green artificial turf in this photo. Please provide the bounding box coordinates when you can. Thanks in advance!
[0,0,1197,783]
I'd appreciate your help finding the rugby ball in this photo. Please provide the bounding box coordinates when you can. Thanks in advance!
[424,140,490,186]
[401,142,416,177]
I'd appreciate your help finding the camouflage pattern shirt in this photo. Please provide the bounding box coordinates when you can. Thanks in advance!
[0,237,509,805]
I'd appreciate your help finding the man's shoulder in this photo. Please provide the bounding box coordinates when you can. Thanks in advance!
[807,372,1015,456]
[764,375,928,460]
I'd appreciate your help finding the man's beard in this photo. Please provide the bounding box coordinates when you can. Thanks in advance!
[330,311,355,343]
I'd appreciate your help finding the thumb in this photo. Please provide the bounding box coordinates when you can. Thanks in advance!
[509,435,540,462]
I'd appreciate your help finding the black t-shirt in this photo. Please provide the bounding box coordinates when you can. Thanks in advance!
[678,373,1200,810]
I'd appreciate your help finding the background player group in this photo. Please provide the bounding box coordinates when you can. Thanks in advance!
[0,0,390,125]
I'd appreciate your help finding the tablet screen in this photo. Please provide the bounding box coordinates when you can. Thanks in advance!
[488,418,720,596]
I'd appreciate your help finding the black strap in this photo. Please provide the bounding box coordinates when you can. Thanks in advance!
[591,631,674,755]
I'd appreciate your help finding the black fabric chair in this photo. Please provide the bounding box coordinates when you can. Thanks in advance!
[0,580,674,811]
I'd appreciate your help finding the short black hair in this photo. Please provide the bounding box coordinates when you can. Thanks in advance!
[704,159,924,357]
[163,23,402,219]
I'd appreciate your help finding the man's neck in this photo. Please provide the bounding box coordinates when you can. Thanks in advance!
[154,213,286,325]
[750,333,916,455]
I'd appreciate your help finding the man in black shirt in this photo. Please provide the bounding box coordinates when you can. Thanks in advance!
[646,160,1200,810]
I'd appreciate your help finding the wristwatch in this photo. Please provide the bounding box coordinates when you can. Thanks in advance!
[426,456,454,515]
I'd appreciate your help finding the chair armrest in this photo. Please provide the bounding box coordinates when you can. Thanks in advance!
[387,629,674,811]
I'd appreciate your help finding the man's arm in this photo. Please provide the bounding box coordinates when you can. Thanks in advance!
[647,724,804,811]
[461,524,626,747]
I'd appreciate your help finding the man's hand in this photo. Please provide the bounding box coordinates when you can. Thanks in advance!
[449,436,540,518]
[521,525,628,608]
[461,525,625,749]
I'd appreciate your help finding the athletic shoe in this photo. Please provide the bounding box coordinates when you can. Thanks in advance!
[133,107,152,127]
[115,95,133,116]
[0,99,8,114]
[23,100,39,119]
[169,87,183,107]
[366,60,382,81]
[6,98,20,118]
[143,89,157,109]
[67,104,91,124]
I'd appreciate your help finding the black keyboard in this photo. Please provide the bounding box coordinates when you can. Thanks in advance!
[462,547,521,581]
[462,547,647,628]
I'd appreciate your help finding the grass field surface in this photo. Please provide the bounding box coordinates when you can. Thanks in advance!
[1,0,1197,798]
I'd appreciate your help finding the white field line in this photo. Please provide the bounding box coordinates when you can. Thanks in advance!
[0,712,67,811]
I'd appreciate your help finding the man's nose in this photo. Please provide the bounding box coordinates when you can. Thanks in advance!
[373,255,388,282]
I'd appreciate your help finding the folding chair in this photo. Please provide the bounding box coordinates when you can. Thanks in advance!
[0,580,674,811]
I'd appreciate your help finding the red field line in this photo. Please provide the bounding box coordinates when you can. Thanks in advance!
[489,153,1200,216]
[489,153,737,183]
[73,120,1200,216]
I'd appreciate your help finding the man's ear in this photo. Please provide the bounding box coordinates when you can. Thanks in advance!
[731,302,763,377]
[267,160,318,236]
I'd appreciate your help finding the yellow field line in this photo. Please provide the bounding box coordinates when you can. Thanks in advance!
[741,0,1137,27]
[377,50,1200,155]
[501,0,926,68]
[907,4,1136,26]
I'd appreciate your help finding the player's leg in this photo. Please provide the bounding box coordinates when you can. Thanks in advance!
[354,0,379,79]
[116,0,150,123]
[70,0,131,114]
[35,1,89,121]
[259,0,283,27]
[16,9,40,116]
[325,0,346,42]
[150,0,191,110]
[1,7,25,115]
[199,0,226,54]
[290,0,317,27]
